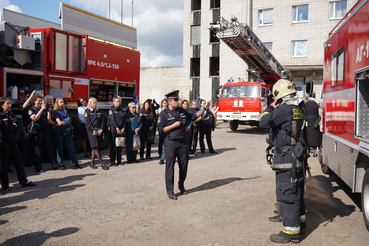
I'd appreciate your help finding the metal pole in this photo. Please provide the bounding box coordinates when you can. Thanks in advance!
[109,0,111,19]
[121,0,123,23]
[132,0,134,26]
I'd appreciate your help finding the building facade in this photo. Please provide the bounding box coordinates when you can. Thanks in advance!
[140,0,358,103]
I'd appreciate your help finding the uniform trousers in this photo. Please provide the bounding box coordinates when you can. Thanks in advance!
[164,138,188,194]
[110,129,123,164]
[158,132,164,156]
[0,138,28,189]
[31,131,58,171]
[126,133,138,162]
[199,123,214,152]
[140,130,152,158]
[276,169,305,236]
[55,127,78,165]
[191,126,199,152]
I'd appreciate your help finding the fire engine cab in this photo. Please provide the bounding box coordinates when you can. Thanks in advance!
[210,17,295,131]
[0,3,140,150]
[320,0,369,230]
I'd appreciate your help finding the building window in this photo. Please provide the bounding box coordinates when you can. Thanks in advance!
[293,5,308,22]
[212,8,220,23]
[190,58,200,77]
[191,0,201,11]
[191,25,201,45]
[210,0,220,9]
[331,46,345,86]
[210,29,219,43]
[259,9,273,26]
[263,42,272,52]
[329,1,347,19]
[209,57,219,76]
[292,40,307,57]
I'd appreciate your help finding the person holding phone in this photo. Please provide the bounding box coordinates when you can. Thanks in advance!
[0,97,36,193]
[29,95,63,172]
[19,90,35,167]
[84,97,109,170]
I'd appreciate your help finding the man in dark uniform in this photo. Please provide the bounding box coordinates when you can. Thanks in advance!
[108,96,126,166]
[157,90,209,200]
[259,79,306,243]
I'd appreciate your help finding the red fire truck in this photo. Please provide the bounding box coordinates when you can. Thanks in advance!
[0,8,140,150]
[210,17,294,131]
[320,0,369,230]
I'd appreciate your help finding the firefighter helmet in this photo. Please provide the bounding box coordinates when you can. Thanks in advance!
[272,79,296,100]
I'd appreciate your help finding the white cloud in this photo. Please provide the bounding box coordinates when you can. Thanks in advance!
[0,0,22,13]
[70,0,183,68]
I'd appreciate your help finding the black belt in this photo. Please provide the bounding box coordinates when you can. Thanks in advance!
[273,146,295,155]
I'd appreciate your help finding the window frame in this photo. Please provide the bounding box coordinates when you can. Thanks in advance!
[190,25,201,45]
[330,45,345,87]
[329,1,348,20]
[258,9,274,26]
[292,4,309,23]
[263,42,273,52]
[291,40,308,57]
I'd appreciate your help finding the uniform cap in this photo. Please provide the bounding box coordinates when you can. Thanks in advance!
[165,90,179,101]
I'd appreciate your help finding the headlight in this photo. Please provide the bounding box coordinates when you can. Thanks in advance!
[217,114,223,118]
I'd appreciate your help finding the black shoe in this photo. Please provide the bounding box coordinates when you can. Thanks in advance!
[167,193,177,200]
[269,215,283,222]
[133,160,139,163]
[101,165,109,170]
[159,160,164,165]
[201,151,205,154]
[110,162,115,166]
[119,162,125,166]
[54,164,66,170]
[35,169,44,173]
[90,164,97,169]
[74,163,82,169]
[1,187,13,192]
[24,162,33,167]
[140,157,145,160]
[210,151,218,154]
[270,232,299,243]
[22,181,36,187]
[146,157,152,159]
[179,188,188,195]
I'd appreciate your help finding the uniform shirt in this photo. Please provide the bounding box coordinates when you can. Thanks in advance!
[19,104,32,127]
[78,106,87,124]
[108,105,126,128]
[0,111,19,139]
[158,107,201,140]
[53,109,69,121]
[84,108,105,131]
[29,106,49,133]
[259,103,303,166]
[125,111,142,134]
[140,110,154,130]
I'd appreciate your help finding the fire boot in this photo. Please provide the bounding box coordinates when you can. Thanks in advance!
[270,232,299,243]
[269,215,283,222]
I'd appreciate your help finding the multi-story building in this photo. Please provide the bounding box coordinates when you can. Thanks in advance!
[140,0,358,103]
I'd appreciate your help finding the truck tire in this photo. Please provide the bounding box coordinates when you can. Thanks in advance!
[321,163,332,175]
[99,111,111,150]
[230,121,238,131]
[362,169,369,231]
[69,111,82,152]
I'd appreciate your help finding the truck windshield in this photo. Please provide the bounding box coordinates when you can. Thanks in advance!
[221,85,260,98]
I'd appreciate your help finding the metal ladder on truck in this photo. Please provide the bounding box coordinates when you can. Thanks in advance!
[209,16,293,83]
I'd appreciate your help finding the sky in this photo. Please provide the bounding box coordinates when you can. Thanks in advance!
[0,0,184,68]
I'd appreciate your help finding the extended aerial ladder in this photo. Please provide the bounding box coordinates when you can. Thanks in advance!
[210,16,293,83]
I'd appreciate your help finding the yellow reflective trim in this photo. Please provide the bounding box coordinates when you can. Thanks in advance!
[292,109,302,120]
[281,228,300,235]
[260,111,270,119]
[305,122,308,126]
[300,218,306,223]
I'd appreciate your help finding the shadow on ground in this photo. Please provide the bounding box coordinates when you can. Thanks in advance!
[302,174,359,240]
[1,227,79,246]
[183,176,260,195]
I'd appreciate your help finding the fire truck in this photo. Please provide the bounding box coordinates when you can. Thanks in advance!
[0,5,140,150]
[210,17,294,131]
[320,0,369,230]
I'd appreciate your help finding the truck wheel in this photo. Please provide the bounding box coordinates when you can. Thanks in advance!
[69,111,82,152]
[100,111,111,150]
[229,121,238,131]
[321,163,332,175]
[362,169,369,231]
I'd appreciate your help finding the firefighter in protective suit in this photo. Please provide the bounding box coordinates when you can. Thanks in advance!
[259,79,306,243]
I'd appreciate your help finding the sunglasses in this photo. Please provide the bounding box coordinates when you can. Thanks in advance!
[131,106,136,109]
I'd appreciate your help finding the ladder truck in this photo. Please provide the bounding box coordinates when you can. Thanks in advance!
[210,17,295,131]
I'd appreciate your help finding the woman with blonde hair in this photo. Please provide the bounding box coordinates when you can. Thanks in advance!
[126,102,142,163]
[84,97,108,170]
[53,98,80,168]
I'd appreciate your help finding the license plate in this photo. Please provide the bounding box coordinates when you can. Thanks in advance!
[231,114,241,119]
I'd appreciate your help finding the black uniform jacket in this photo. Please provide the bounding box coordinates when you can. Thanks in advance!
[84,108,105,131]
[0,111,18,139]
[140,110,154,130]
[158,107,200,140]
[108,105,126,129]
